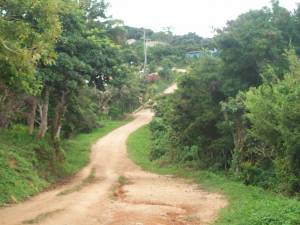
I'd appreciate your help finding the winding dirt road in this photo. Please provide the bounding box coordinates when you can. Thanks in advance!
[0,85,226,225]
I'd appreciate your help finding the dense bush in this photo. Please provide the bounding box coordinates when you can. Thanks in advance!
[151,51,300,195]
[151,56,233,169]
[149,1,300,196]
[243,49,300,194]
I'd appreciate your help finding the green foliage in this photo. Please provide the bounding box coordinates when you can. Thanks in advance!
[107,70,142,118]
[171,32,209,52]
[220,92,247,175]
[215,1,293,96]
[125,26,154,40]
[0,0,149,134]
[0,0,62,94]
[151,56,233,169]
[149,117,170,160]
[0,119,129,206]
[128,125,300,225]
[0,125,48,205]
[62,119,131,176]
[158,58,173,80]
[63,86,100,136]
[127,125,162,172]
[243,48,300,194]
[125,26,211,69]
[148,2,300,197]
[0,0,200,210]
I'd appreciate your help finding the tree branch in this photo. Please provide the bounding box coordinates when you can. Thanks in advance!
[0,38,20,54]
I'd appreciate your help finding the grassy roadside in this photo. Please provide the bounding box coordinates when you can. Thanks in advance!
[127,125,300,225]
[0,119,130,207]
[62,119,131,176]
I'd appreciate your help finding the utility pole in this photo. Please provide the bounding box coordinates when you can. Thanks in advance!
[143,29,148,77]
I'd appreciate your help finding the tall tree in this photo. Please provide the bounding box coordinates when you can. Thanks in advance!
[216,1,292,96]
[0,0,61,93]
[36,0,132,139]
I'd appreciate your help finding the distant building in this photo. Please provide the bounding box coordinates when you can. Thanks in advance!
[185,49,217,59]
[185,51,203,59]
[146,41,167,47]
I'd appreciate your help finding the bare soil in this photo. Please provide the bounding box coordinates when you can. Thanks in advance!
[0,85,227,225]
[163,84,178,94]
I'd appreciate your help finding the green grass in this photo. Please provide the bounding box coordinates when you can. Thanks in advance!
[0,125,48,206]
[62,119,131,176]
[57,167,96,196]
[22,209,64,224]
[0,119,130,207]
[118,175,130,186]
[127,125,300,225]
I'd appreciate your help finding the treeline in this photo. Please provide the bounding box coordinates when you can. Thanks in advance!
[124,27,212,98]
[121,26,211,97]
[151,1,300,196]
[0,0,153,204]
[125,26,211,67]
[0,0,143,140]
[0,0,208,140]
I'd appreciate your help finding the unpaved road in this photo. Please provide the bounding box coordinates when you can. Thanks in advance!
[163,83,178,94]
[0,86,226,225]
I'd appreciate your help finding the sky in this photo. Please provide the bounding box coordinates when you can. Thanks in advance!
[107,0,299,37]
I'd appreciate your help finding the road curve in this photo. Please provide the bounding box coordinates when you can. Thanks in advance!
[0,87,226,225]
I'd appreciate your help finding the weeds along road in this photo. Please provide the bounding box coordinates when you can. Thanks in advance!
[0,84,226,225]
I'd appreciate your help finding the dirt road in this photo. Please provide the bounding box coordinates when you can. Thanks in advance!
[0,86,226,225]
[163,83,178,94]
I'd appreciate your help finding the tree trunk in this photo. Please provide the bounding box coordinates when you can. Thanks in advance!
[52,91,66,140]
[27,97,37,135]
[223,110,246,174]
[37,89,49,139]
[98,90,112,115]
[232,119,246,174]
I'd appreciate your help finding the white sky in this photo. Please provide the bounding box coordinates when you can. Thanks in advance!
[107,0,299,37]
